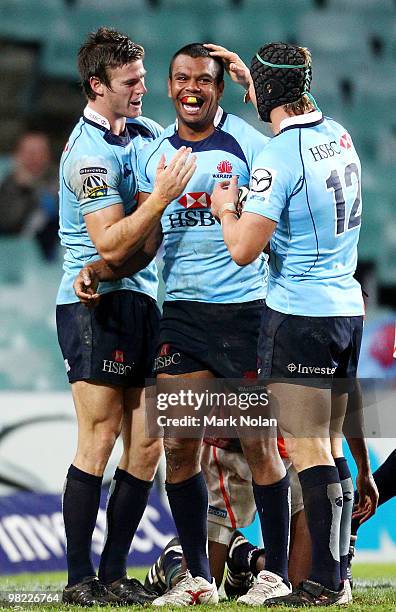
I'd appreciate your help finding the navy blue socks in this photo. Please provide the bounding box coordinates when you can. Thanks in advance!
[166,472,211,582]
[63,465,102,587]
[231,539,264,576]
[99,468,152,584]
[253,472,290,585]
[299,465,342,591]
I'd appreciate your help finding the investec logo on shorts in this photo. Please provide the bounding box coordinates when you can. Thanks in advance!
[154,343,181,371]
[287,363,336,375]
[102,349,133,376]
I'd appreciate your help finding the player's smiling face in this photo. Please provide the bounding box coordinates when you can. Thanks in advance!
[169,55,224,133]
[102,60,147,119]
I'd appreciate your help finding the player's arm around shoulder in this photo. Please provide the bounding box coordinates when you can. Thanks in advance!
[73,213,162,305]
[85,146,196,268]
[73,150,191,305]
[73,191,164,306]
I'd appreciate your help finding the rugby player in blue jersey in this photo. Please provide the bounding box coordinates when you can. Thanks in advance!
[75,43,293,606]
[210,42,378,606]
[56,27,195,606]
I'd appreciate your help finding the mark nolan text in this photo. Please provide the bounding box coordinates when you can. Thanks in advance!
[157,415,277,427]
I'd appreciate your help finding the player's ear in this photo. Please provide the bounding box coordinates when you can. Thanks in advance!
[167,78,172,98]
[90,76,104,97]
[217,80,225,99]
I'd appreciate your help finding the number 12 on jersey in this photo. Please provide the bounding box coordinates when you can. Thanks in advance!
[326,162,362,236]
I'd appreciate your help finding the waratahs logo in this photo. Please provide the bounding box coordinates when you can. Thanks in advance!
[217,160,232,173]
[213,160,233,179]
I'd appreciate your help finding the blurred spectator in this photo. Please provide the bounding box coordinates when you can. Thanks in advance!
[0,131,59,260]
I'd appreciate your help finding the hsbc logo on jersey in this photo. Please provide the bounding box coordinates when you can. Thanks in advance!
[178,192,211,209]
[340,132,352,150]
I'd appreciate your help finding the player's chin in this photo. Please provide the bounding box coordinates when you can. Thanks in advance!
[179,109,206,125]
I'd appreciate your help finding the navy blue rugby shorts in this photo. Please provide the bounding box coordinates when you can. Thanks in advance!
[56,290,160,388]
[258,304,363,390]
[153,299,265,378]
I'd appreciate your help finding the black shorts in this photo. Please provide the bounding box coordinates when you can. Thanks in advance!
[153,299,265,378]
[258,304,363,389]
[56,290,160,388]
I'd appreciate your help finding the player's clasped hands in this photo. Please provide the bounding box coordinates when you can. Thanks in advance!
[153,146,197,206]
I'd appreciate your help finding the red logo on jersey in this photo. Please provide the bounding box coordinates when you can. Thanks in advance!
[112,350,124,363]
[159,343,170,356]
[217,160,232,173]
[340,133,352,150]
[178,192,211,209]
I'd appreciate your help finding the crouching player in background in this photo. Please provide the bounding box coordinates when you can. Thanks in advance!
[145,436,311,600]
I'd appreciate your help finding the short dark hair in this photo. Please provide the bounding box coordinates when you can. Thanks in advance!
[78,27,144,100]
[169,43,224,84]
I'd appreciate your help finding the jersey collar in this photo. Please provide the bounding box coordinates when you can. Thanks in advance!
[279,110,323,133]
[83,105,131,147]
[83,106,111,130]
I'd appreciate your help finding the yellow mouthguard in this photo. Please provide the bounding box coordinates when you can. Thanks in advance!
[185,96,198,103]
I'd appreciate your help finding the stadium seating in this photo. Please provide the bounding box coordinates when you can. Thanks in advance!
[0,0,66,43]
[0,238,66,390]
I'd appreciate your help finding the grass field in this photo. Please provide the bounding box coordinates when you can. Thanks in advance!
[0,564,395,610]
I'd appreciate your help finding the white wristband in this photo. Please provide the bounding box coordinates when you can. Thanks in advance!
[219,202,236,214]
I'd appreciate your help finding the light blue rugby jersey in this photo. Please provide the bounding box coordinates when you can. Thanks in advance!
[244,110,364,316]
[137,107,269,303]
[57,106,162,304]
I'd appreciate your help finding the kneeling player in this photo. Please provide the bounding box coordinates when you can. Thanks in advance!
[145,438,311,600]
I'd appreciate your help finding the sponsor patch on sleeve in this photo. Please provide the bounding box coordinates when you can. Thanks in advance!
[79,166,107,176]
[250,167,277,194]
[80,167,109,199]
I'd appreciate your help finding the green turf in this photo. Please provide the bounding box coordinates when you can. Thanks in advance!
[0,564,395,610]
